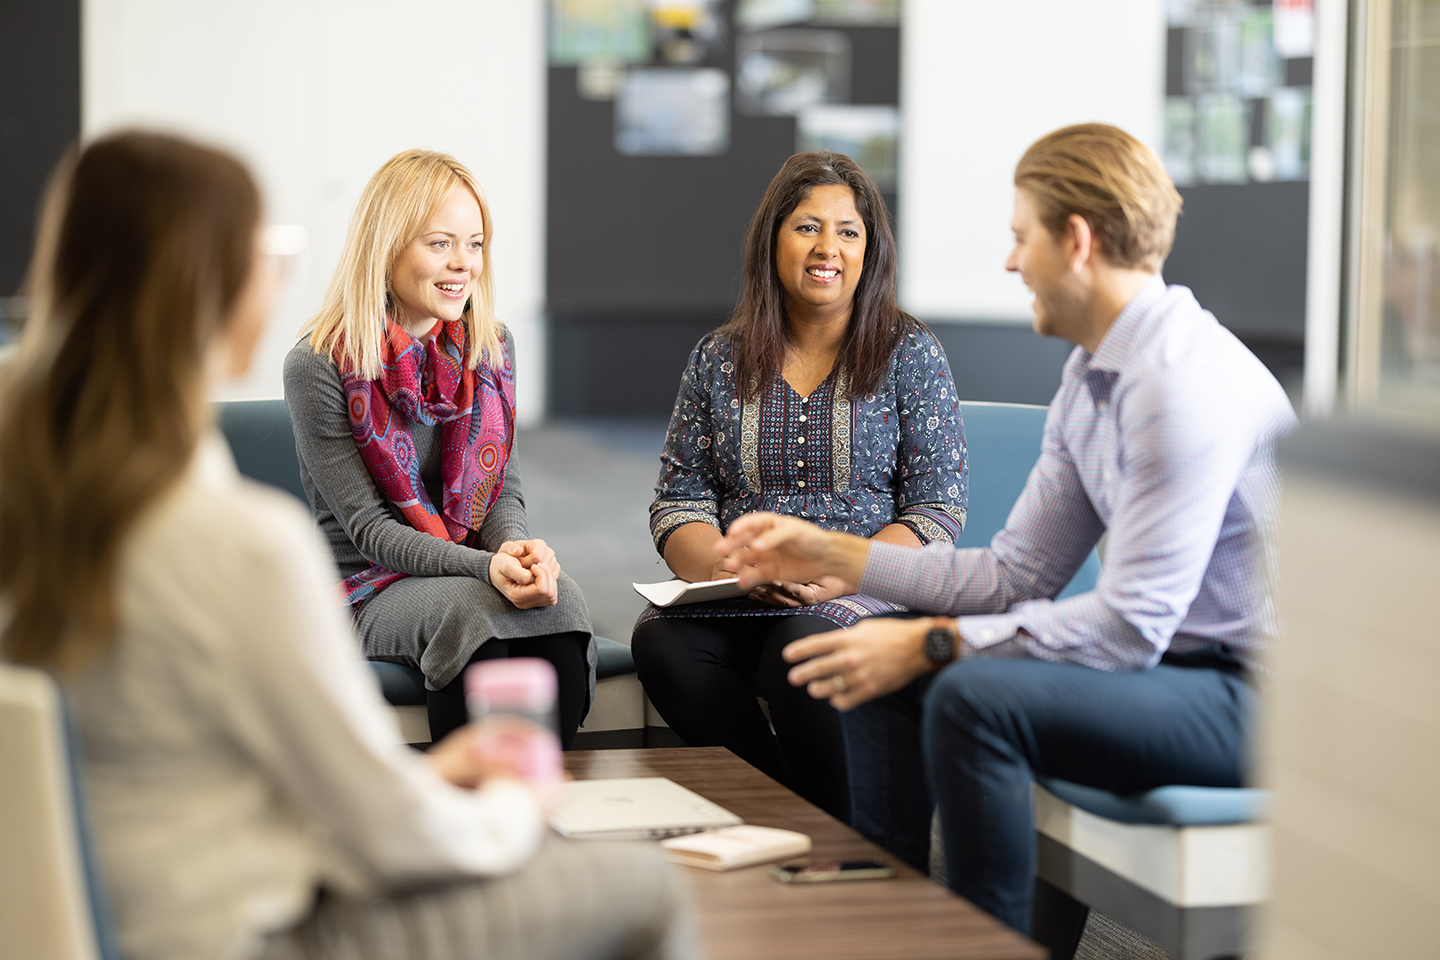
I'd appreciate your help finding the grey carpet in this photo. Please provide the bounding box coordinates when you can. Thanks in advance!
[519,417,1174,960]
[1074,913,1173,960]
[515,418,671,643]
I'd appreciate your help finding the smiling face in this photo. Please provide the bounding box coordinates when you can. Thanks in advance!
[1005,186,1087,343]
[774,183,867,323]
[389,183,485,337]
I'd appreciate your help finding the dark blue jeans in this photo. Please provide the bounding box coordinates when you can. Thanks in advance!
[841,655,1252,934]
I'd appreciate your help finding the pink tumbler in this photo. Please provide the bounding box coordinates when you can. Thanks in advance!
[464,658,562,786]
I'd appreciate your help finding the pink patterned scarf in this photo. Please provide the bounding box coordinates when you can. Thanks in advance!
[336,319,514,606]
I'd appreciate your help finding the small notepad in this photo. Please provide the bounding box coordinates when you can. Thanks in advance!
[633,577,749,607]
[659,825,812,871]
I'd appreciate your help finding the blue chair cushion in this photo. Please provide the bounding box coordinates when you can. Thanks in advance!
[958,402,1100,599]
[369,661,427,706]
[369,639,635,707]
[1037,776,1269,826]
[596,636,636,680]
[216,399,308,505]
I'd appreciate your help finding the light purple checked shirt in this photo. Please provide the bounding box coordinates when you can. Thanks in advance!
[859,278,1297,672]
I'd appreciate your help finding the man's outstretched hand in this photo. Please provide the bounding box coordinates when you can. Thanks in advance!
[715,512,868,591]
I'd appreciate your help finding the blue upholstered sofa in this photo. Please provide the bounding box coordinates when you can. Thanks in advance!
[216,398,644,747]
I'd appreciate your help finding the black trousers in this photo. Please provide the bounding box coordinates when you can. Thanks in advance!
[632,615,849,821]
[426,632,591,748]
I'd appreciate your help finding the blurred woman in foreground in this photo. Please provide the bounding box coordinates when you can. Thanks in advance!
[0,132,690,960]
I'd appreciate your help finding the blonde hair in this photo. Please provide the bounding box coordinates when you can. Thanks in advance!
[1014,123,1182,272]
[0,132,260,670]
[302,149,501,378]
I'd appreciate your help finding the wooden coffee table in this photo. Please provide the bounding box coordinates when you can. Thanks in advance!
[565,747,1045,960]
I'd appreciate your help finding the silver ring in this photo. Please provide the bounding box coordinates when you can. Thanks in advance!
[832,674,847,693]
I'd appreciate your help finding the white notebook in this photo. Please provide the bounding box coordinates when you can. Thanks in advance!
[660,825,812,871]
[633,577,749,607]
[549,778,743,840]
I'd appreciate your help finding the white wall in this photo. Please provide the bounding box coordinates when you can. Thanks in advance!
[899,0,1166,323]
[82,0,1169,405]
[83,0,549,423]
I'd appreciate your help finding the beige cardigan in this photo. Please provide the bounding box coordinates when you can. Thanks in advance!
[67,435,544,960]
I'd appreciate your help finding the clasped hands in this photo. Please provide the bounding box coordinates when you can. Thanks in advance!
[715,513,937,711]
[488,539,561,609]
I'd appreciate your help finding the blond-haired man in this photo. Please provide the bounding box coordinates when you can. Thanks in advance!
[715,124,1296,935]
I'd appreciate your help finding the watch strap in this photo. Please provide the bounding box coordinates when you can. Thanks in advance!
[923,621,957,666]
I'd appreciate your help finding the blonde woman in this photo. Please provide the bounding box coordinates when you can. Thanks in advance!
[285,150,593,745]
[0,131,689,960]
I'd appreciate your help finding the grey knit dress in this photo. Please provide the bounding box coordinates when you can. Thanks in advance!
[282,332,594,692]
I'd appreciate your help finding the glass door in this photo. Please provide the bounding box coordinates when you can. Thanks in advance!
[1350,0,1440,418]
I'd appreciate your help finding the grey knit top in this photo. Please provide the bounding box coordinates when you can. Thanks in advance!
[281,331,592,651]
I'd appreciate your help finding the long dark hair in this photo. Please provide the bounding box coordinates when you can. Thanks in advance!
[720,150,915,398]
[0,132,260,670]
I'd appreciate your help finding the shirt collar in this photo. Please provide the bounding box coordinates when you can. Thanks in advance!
[1088,275,1167,374]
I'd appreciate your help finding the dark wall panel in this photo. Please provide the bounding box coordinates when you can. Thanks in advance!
[550,312,722,417]
[546,34,901,314]
[0,0,80,302]
[551,313,1074,417]
[546,5,902,413]
[547,64,789,314]
[930,322,1073,407]
[846,27,902,105]
[1164,182,1310,343]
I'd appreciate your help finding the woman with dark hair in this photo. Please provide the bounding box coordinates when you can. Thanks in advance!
[631,151,968,819]
[0,132,690,960]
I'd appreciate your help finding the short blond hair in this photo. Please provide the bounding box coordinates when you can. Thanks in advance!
[1015,123,1182,272]
[302,149,501,378]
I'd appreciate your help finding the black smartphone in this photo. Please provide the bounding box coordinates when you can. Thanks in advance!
[770,858,897,883]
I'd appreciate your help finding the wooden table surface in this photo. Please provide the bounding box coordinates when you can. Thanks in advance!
[564,747,1045,960]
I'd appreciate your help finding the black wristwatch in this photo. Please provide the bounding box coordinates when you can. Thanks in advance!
[923,619,959,666]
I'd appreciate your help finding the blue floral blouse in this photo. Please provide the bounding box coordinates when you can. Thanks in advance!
[640,327,968,628]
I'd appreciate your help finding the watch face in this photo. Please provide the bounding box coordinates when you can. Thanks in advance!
[924,627,954,665]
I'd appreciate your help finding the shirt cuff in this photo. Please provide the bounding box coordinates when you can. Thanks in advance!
[957,613,1022,652]
[858,540,928,606]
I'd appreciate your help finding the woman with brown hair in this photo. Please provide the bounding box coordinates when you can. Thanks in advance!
[284,150,593,746]
[0,132,689,960]
[631,151,968,820]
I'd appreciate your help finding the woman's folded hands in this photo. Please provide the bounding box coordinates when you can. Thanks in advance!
[487,539,562,608]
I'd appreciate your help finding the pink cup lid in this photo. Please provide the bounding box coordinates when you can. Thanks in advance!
[465,657,557,711]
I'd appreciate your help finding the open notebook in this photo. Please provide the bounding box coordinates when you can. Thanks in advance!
[633,578,749,607]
